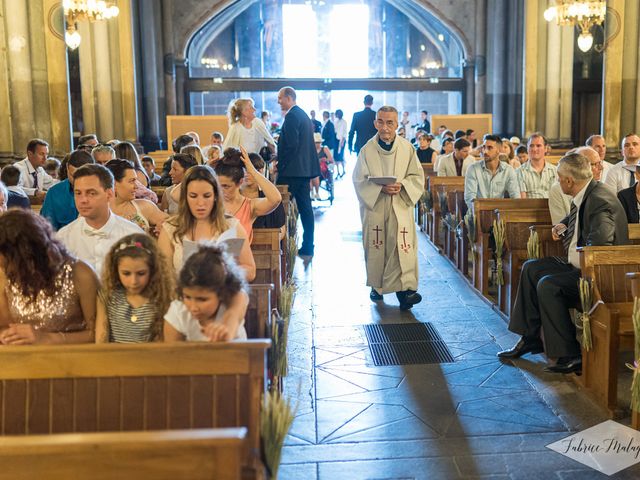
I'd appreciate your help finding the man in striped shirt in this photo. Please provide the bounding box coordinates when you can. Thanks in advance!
[516,133,557,198]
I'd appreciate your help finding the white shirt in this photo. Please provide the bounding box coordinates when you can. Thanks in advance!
[548,182,572,225]
[603,160,637,192]
[14,158,58,195]
[164,300,247,341]
[334,118,348,141]
[7,185,28,197]
[57,212,144,275]
[567,181,590,269]
[223,118,276,154]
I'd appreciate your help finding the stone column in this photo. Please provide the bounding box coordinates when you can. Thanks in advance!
[4,0,36,151]
[474,0,486,115]
[162,0,176,117]
[601,0,625,148]
[138,0,162,150]
[618,0,639,136]
[92,21,115,140]
[117,0,138,142]
[0,0,14,160]
[42,0,72,154]
[28,0,53,142]
[523,0,539,136]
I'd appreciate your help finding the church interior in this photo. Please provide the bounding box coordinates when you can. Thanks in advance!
[2,0,640,479]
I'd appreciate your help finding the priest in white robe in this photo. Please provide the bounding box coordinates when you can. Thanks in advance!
[353,106,425,310]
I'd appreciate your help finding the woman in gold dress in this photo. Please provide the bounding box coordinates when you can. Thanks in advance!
[0,210,98,344]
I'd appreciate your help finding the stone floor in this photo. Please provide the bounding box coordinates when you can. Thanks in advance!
[279,169,640,479]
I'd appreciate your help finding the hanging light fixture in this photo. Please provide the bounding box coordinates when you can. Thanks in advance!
[543,1,606,52]
[63,0,120,50]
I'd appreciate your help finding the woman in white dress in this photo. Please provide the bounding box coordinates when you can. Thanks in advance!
[223,98,276,155]
[157,165,256,281]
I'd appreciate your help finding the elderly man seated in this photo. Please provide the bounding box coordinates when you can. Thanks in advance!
[497,152,628,374]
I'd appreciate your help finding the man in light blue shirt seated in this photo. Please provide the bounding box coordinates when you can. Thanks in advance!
[464,134,521,209]
[41,149,94,230]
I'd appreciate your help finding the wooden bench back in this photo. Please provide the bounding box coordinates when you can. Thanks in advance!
[579,246,640,303]
[0,428,246,480]
[421,164,436,187]
[247,284,274,339]
[473,198,549,233]
[252,250,282,300]
[496,208,552,250]
[0,342,268,476]
[630,224,640,244]
[251,228,281,251]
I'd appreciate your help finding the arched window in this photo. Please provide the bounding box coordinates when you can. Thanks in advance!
[186,0,467,121]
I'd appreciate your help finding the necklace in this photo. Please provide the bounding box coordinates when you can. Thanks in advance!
[126,303,138,323]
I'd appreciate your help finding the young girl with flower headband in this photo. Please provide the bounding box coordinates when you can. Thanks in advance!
[95,233,175,343]
[164,243,248,342]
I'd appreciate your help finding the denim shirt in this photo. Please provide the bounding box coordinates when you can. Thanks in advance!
[464,160,521,208]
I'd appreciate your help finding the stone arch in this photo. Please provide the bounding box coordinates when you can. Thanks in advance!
[178,0,472,66]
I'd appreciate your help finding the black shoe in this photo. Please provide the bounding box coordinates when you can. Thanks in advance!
[370,288,383,301]
[396,290,422,310]
[497,337,544,359]
[544,356,582,375]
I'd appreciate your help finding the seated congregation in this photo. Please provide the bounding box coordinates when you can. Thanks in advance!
[0,125,291,479]
[419,129,640,422]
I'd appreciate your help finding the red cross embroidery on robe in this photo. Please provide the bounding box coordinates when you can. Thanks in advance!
[372,225,383,249]
[400,227,411,253]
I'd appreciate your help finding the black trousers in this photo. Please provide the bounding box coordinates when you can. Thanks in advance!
[277,176,314,253]
[508,257,581,358]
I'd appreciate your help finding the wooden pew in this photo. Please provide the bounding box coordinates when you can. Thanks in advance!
[452,190,470,276]
[0,342,269,479]
[0,428,246,480]
[496,207,552,315]
[427,176,465,251]
[421,163,436,188]
[252,227,288,284]
[471,198,548,299]
[252,250,282,301]
[578,245,640,417]
[247,283,274,339]
[630,224,640,244]
[628,272,640,430]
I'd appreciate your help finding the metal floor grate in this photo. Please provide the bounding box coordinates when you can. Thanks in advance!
[363,323,454,366]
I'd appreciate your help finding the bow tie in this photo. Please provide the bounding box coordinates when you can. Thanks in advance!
[83,229,108,239]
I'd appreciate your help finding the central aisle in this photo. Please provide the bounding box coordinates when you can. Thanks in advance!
[279,168,635,479]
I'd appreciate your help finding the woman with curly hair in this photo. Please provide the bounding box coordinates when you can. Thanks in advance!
[0,209,98,345]
[95,233,174,343]
[222,98,276,154]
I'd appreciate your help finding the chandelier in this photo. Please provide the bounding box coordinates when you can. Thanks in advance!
[63,0,120,50]
[543,1,606,53]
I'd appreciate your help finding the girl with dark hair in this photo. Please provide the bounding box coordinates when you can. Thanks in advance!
[214,147,281,242]
[0,209,98,344]
[157,165,256,281]
[159,153,198,214]
[96,233,174,343]
[164,243,248,342]
[105,159,168,234]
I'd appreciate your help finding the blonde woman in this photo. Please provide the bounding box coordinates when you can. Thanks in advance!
[222,98,276,154]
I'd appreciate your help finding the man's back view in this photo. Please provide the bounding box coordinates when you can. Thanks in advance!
[349,94,377,155]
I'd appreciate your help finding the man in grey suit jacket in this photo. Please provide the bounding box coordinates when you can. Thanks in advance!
[498,153,629,374]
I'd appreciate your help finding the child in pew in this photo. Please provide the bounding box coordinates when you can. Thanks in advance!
[164,243,248,342]
[96,233,175,343]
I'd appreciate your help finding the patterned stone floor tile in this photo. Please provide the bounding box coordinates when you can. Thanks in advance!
[315,368,368,399]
